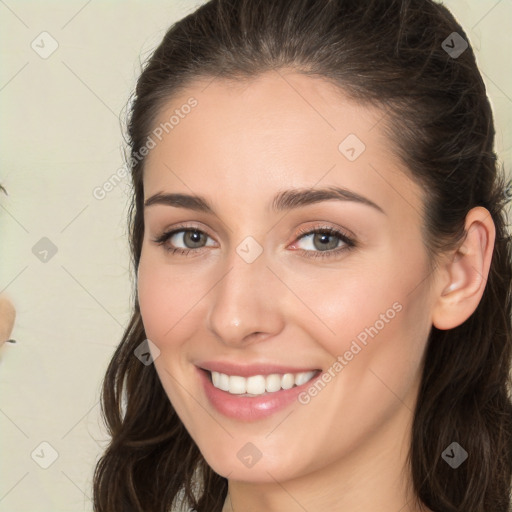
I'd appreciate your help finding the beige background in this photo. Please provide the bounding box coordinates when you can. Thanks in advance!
[0,1,510,510]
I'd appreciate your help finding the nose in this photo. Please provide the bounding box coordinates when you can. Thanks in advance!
[206,246,285,347]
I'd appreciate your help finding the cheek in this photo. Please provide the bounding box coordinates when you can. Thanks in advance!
[294,266,400,347]
[137,262,165,339]
[298,251,433,392]
[136,255,186,343]
[137,256,200,424]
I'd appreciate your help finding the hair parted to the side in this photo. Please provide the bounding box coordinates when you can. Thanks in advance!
[92,1,512,511]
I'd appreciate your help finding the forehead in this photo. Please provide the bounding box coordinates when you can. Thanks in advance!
[147,70,386,157]
[143,71,423,220]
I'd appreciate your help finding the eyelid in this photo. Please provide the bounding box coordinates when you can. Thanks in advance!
[152,221,356,258]
[152,222,216,247]
[289,223,356,257]
[153,221,214,240]
[292,221,356,244]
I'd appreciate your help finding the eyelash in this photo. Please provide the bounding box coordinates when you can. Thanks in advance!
[152,223,356,260]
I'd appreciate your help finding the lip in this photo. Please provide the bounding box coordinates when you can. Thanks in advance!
[198,360,319,377]
[196,364,322,422]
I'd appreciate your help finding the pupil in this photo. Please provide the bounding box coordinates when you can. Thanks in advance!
[187,231,203,247]
[315,232,335,251]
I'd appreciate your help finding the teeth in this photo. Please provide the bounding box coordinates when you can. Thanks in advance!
[282,373,295,389]
[218,373,229,391]
[210,370,317,396]
[295,371,314,386]
[246,375,266,394]
[229,375,246,394]
[265,374,282,392]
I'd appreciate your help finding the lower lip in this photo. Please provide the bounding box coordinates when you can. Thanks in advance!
[197,367,321,421]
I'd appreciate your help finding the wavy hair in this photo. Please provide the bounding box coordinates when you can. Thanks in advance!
[92,1,512,510]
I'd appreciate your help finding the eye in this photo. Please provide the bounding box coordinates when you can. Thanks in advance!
[152,224,215,256]
[152,223,356,259]
[290,225,355,260]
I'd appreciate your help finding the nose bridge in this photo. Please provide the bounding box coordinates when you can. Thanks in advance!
[206,241,283,346]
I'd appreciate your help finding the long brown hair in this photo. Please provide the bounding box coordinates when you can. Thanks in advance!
[92,1,512,510]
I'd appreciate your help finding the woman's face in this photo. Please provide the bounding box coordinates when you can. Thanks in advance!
[137,71,439,483]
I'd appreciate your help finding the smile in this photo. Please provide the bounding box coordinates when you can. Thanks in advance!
[196,362,323,420]
[209,370,318,396]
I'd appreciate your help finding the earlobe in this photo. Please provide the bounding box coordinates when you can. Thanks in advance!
[432,207,495,330]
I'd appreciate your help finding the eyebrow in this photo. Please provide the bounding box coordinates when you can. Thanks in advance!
[144,186,385,214]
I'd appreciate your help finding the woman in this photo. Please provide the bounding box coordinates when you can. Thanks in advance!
[93,1,512,510]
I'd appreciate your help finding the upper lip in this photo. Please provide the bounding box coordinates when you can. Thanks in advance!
[197,361,321,377]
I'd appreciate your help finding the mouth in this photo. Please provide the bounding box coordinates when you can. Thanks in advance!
[203,368,321,397]
[195,361,323,421]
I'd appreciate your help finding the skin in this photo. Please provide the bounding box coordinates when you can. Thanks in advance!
[0,295,15,345]
[137,70,494,512]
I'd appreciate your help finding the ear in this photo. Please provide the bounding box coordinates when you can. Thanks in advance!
[432,206,495,330]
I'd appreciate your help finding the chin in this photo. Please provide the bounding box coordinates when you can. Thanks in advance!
[197,440,308,483]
